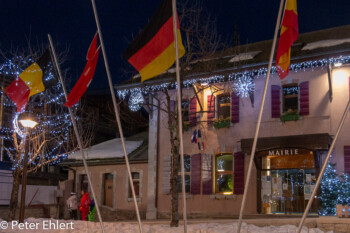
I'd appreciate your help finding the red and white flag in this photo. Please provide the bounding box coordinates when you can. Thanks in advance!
[64,33,100,107]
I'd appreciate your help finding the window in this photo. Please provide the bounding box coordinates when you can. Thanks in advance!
[177,155,191,193]
[217,93,231,119]
[282,84,298,113]
[181,100,189,122]
[80,174,88,193]
[128,172,140,198]
[215,153,233,194]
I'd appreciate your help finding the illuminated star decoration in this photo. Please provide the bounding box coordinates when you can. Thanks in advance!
[128,91,144,111]
[233,75,255,98]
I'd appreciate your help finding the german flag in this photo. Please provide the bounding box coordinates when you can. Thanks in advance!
[276,0,298,79]
[5,49,54,112]
[123,0,185,82]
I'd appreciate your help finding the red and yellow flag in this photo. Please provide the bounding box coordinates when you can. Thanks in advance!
[123,0,185,82]
[64,33,100,108]
[276,0,298,79]
[5,49,52,112]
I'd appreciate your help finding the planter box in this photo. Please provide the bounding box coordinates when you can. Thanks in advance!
[213,120,230,129]
[280,113,300,122]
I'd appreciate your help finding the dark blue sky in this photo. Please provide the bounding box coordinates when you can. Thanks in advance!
[1,0,350,91]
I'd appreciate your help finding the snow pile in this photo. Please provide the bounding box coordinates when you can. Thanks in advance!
[68,138,143,160]
[1,218,333,233]
[228,51,261,63]
[302,38,350,50]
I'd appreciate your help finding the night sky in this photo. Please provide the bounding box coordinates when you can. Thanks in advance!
[1,0,350,91]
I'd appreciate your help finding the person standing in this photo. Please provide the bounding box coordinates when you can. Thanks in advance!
[66,192,78,220]
[80,189,91,221]
[88,198,96,222]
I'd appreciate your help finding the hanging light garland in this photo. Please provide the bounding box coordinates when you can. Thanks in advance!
[232,75,255,98]
[117,55,350,100]
[128,91,144,111]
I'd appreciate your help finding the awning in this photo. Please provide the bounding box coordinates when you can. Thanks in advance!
[241,133,331,155]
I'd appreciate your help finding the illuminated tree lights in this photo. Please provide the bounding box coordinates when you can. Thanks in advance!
[0,55,73,167]
[319,163,340,216]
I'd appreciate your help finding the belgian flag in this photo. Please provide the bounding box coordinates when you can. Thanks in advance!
[5,49,55,112]
[123,0,185,82]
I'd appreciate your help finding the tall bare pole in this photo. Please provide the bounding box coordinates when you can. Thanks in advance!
[236,0,285,232]
[0,87,4,161]
[48,34,105,233]
[19,128,29,223]
[297,100,350,233]
[89,1,143,232]
[171,0,187,232]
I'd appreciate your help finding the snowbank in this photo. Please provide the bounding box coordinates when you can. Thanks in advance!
[0,218,333,233]
[68,138,143,160]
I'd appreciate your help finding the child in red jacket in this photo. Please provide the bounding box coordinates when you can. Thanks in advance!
[80,190,91,221]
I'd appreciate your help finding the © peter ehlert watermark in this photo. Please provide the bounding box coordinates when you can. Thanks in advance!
[0,220,74,230]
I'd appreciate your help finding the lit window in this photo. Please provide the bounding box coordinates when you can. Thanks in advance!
[177,155,191,193]
[128,172,140,198]
[215,153,233,194]
[217,93,231,119]
[282,84,298,113]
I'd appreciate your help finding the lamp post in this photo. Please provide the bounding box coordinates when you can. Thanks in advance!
[18,115,37,223]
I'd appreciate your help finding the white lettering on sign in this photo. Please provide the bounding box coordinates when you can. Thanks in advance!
[268,149,299,156]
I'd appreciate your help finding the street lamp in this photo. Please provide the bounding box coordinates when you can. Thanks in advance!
[18,113,37,223]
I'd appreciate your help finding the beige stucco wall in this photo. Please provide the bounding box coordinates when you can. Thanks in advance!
[155,65,350,217]
[69,163,148,214]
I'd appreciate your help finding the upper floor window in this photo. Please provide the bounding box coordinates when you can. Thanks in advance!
[217,93,231,119]
[177,155,191,193]
[215,153,233,194]
[128,172,140,198]
[282,84,298,113]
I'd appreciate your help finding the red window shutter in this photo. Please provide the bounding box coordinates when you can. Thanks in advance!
[162,154,171,195]
[202,154,212,195]
[271,85,281,118]
[344,146,350,175]
[190,154,201,194]
[189,97,197,127]
[234,152,245,195]
[231,92,239,123]
[299,81,309,115]
[207,95,215,124]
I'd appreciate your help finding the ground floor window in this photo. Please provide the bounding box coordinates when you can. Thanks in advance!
[215,153,233,194]
[177,155,191,193]
[128,172,140,198]
[259,148,318,214]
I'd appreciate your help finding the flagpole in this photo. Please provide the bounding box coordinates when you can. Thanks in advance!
[48,34,105,233]
[236,0,285,232]
[171,0,187,232]
[296,100,350,233]
[90,1,143,232]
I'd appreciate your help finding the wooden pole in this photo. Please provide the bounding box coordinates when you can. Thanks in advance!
[48,34,106,233]
[236,0,285,232]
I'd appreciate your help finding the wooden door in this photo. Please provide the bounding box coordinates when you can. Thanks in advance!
[104,179,113,207]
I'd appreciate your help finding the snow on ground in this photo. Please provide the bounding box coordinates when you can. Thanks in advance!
[0,218,333,233]
[68,138,143,160]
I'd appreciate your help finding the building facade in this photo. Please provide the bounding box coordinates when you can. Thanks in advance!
[117,25,350,219]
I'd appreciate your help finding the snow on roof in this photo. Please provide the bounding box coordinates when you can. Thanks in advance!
[302,38,350,50]
[228,51,261,63]
[68,138,143,160]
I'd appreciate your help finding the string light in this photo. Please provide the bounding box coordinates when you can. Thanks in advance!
[117,55,350,101]
[232,74,254,98]
[1,55,73,168]
[128,91,144,111]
